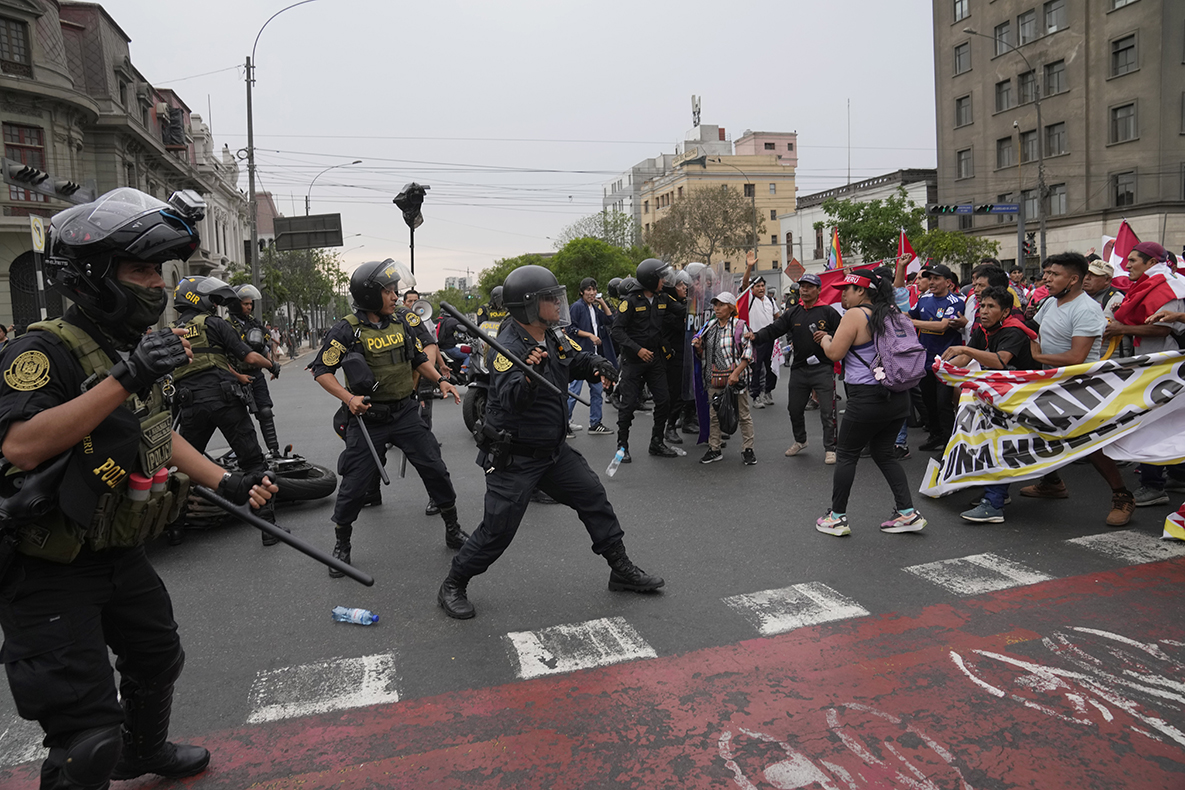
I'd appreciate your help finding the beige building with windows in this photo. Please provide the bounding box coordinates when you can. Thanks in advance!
[932,0,1185,273]
[640,126,797,279]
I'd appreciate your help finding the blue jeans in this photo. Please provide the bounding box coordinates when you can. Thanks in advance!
[568,379,603,427]
[443,346,469,370]
[983,483,1009,509]
[895,421,908,446]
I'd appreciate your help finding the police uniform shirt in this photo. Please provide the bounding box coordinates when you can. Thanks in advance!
[310,310,428,382]
[0,311,91,444]
[396,305,437,351]
[662,294,688,349]
[176,311,257,390]
[610,291,670,359]
[485,322,602,448]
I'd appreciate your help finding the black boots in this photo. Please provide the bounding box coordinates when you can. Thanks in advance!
[329,525,352,578]
[648,441,678,457]
[109,661,210,781]
[258,413,281,457]
[664,426,683,445]
[440,504,469,550]
[618,444,632,464]
[425,499,441,516]
[438,570,476,619]
[603,540,665,592]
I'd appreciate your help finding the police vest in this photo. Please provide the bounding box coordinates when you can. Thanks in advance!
[12,320,190,563]
[227,314,267,373]
[170,313,231,380]
[343,313,415,402]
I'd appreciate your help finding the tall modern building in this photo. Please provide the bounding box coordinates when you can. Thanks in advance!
[932,0,1185,273]
[603,154,673,239]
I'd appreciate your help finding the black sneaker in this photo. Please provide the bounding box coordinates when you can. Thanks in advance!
[588,423,613,436]
[893,444,911,460]
[918,436,946,452]
[649,443,678,458]
[700,449,723,464]
[742,448,757,465]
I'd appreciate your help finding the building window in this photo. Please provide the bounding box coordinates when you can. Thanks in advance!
[743,183,755,198]
[1018,70,1037,104]
[771,235,778,246]
[995,79,1013,112]
[1111,34,1137,76]
[955,95,972,126]
[1044,0,1065,32]
[1045,59,1066,94]
[763,142,775,150]
[957,148,973,179]
[994,21,1013,56]
[1045,121,1067,155]
[1022,188,1038,219]
[786,231,793,259]
[769,209,777,221]
[1048,183,1067,216]
[959,214,973,230]
[1111,0,1135,8]
[954,0,969,22]
[996,137,1016,169]
[1114,171,1136,206]
[1018,10,1037,45]
[814,228,824,259]
[1020,129,1038,163]
[768,183,776,195]
[677,186,683,198]
[997,193,1014,223]
[643,200,648,214]
[954,42,971,74]
[787,142,794,150]
[3,123,45,202]
[0,18,31,77]
[1111,103,1136,143]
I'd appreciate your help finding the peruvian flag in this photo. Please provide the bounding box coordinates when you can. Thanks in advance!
[734,284,755,325]
[1106,220,1140,272]
[898,229,922,275]
[817,267,853,306]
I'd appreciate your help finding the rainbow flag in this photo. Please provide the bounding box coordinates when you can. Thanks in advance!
[825,227,843,270]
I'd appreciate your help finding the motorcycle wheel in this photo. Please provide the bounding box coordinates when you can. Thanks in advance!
[275,461,338,504]
[462,387,486,437]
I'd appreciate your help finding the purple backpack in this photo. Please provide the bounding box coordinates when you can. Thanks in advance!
[849,308,927,392]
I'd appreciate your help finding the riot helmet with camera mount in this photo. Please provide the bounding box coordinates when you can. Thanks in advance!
[503,265,570,328]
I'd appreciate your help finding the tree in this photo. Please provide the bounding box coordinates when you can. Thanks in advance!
[550,237,636,298]
[475,253,552,302]
[914,228,1001,271]
[813,187,926,262]
[227,247,347,329]
[425,287,478,318]
[644,185,765,265]
[553,210,641,249]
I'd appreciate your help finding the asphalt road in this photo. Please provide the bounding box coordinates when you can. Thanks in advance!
[1,356,1182,788]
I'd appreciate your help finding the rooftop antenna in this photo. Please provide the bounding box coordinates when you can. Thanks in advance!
[692,95,701,128]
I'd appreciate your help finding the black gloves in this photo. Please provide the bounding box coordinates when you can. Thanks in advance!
[110,329,190,393]
[269,362,280,380]
[593,357,619,384]
[217,469,274,506]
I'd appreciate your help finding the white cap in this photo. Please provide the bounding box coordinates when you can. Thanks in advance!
[712,291,737,306]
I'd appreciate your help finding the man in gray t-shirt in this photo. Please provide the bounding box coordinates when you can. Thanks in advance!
[1022,253,1135,527]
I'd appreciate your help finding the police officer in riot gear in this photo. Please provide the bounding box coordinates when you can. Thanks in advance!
[0,187,277,790]
[226,284,281,457]
[312,259,468,578]
[170,275,278,546]
[610,258,678,462]
[475,285,508,325]
[437,265,663,620]
[663,269,693,444]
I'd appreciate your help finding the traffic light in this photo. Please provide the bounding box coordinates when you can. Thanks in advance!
[3,158,94,204]
[928,204,964,214]
[1023,232,1037,258]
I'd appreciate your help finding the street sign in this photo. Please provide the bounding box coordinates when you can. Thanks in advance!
[273,213,344,251]
[29,215,45,252]
[986,203,1019,214]
[927,203,1019,215]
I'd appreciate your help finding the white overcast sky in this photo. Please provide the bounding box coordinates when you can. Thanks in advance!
[103,0,936,290]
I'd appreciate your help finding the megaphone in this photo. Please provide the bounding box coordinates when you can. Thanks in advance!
[411,299,433,320]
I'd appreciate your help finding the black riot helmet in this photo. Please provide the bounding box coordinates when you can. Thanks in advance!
[503,265,570,327]
[619,276,642,296]
[350,258,415,313]
[229,283,262,316]
[47,187,205,346]
[174,276,237,315]
[636,258,673,292]
[490,285,504,310]
[607,277,623,299]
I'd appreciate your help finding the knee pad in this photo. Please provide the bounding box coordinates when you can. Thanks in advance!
[257,407,274,421]
[60,724,123,789]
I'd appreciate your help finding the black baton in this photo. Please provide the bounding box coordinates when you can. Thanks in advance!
[357,396,390,485]
[192,485,374,586]
[439,302,590,406]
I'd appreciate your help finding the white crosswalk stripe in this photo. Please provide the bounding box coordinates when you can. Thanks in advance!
[1068,530,1185,564]
[246,653,399,724]
[505,617,656,680]
[722,581,870,637]
[0,715,45,769]
[904,552,1053,595]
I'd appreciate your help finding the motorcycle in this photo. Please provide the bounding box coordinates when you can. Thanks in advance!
[461,319,501,438]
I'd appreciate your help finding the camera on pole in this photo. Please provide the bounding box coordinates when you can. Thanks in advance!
[393,182,430,274]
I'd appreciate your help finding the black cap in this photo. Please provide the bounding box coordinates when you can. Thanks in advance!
[925,263,958,284]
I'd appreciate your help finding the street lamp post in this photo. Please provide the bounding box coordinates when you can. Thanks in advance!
[306,160,361,215]
[964,27,1046,261]
[245,0,325,288]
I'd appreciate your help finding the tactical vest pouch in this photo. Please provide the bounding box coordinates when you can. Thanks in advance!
[87,471,190,551]
[15,512,86,564]
[138,410,173,477]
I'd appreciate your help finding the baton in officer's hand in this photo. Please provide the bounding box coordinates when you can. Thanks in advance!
[193,484,374,586]
[357,396,390,485]
[439,302,590,406]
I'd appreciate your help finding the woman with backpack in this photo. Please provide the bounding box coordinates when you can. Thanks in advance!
[811,268,927,537]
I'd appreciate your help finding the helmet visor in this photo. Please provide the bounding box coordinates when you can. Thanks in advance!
[375,259,415,293]
[525,284,570,328]
[236,284,263,301]
[53,188,170,247]
[198,277,238,306]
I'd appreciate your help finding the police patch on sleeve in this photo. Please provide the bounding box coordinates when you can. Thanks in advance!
[321,346,341,366]
[405,312,421,327]
[568,337,582,351]
[619,301,629,313]
[4,350,51,391]
[493,354,513,372]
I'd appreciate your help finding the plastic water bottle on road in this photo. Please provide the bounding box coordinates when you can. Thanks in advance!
[606,447,625,477]
[331,606,379,625]
[670,446,687,456]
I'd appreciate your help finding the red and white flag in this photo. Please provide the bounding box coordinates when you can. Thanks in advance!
[1106,220,1140,272]
[898,229,922,275]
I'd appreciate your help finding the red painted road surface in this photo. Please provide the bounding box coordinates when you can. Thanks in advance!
[5,560,1183,789]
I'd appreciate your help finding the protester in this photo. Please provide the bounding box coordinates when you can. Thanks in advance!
[1083,256,1129,358]
[813,269,926,536]
[741,253,781,408]
[909,264,966,451]
[1008,264,1030,307]
[942,286,1039,522]
[566,277,615,436]
[692,292,756,466]
[1022,252,1135,526]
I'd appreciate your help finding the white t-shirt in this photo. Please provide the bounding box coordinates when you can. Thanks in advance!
[1133,297,1185,354]
[1034,291,1106,364]
[748,294,778,332]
